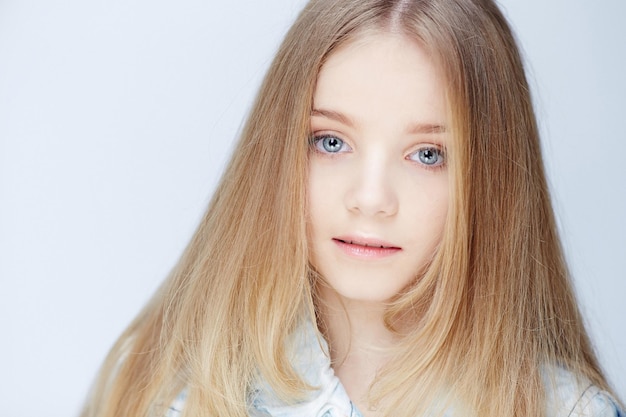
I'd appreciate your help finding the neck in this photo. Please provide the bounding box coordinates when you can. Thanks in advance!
[316,285,400,414]
[318,291,397,361]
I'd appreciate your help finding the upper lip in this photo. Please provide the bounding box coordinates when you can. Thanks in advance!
[333,235,401,249]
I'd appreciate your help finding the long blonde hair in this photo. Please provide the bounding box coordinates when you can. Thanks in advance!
[81,1,618,416]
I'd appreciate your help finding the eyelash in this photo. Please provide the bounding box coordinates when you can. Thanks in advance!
[309,133,446,169]
[406,146,446,169]
[309,134,352,154]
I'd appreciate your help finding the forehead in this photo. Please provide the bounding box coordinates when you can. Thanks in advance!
[313,31,448,131]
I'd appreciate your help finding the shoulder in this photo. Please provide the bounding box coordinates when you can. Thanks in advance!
[543,365,624,417]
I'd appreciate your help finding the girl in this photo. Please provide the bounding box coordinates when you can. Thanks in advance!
[81,0,624,416]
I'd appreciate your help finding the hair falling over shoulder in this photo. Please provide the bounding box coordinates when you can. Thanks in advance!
[81,1,621,417]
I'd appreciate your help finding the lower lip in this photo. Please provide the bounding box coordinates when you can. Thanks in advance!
[333,239,401,259]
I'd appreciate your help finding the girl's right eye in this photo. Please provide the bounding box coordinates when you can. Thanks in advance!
[310,134,352,154]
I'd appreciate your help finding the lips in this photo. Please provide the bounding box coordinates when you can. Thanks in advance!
[332,236,401,259]
[333,237,399,249]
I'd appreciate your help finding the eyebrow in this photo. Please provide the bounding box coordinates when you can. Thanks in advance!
[311,108,355,128]
[311,108,447,135]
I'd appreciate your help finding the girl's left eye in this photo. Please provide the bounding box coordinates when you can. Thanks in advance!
[408,146,446,167]
[310,135,352,154]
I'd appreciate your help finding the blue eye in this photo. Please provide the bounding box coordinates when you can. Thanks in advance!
[311,135,351,154]
[409,146,445,167]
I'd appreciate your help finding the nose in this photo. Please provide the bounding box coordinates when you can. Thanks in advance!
[344,157,399,218]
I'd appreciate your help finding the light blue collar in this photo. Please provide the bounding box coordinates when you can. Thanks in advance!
[248,319,364,417]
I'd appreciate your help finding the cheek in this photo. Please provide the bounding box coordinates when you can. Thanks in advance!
[430,193,449,247]
[305,184,326,270]
[306,165,326,245]
[306,161,340,223]
[429,193,449,225]
[306,168,320,223]
[403,178,449,242]
[429,192,449,234]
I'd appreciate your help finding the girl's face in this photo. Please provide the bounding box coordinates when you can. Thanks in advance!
[307,32,449,304]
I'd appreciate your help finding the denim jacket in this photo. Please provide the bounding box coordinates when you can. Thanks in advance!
[167,320,623,417]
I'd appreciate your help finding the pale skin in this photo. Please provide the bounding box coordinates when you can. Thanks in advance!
[307,31,450,416]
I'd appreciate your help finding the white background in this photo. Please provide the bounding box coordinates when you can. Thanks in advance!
[0,1,624,415]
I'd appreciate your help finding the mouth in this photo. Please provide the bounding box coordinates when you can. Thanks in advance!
[332,237,401,259]
[333,237,400,250]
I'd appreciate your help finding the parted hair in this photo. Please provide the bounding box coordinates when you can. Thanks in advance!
[81,1,617,416]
